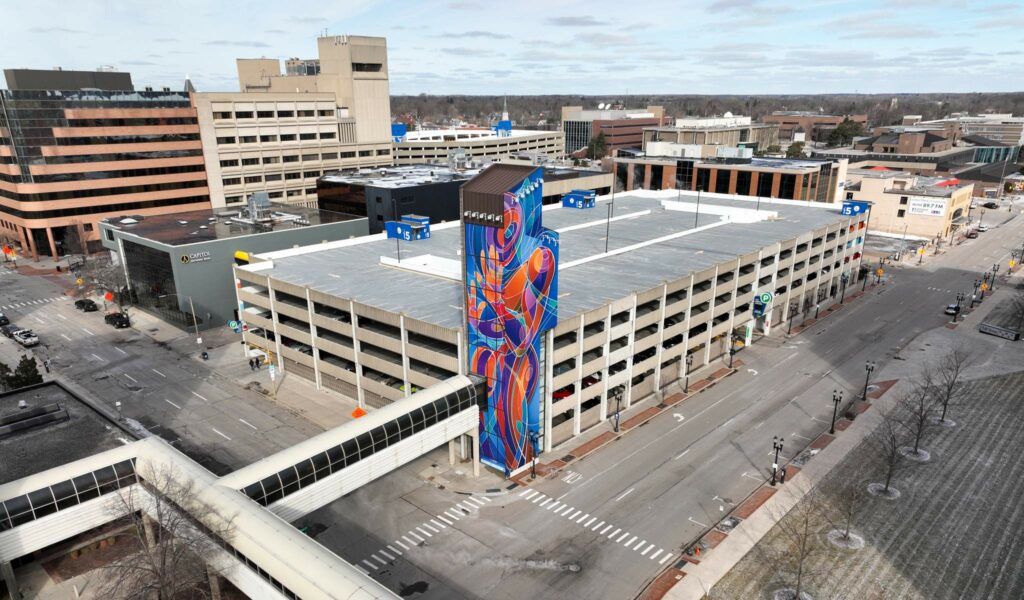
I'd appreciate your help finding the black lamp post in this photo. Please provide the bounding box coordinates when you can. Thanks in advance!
[830,389,843,434]
[981,273,989,300]
[863,360,876,402]
[529,430,539,479]
[991,263,1001,290]
[684,353,693,394]
[693,186,703,229]
[770,436,784,486]
[612,390,622,433]
[953,292,965,322]
[862,269,868,292]
[839,272,849,304]
[728,333,738,368]
[787,300,800,335]
[971,279,980,307]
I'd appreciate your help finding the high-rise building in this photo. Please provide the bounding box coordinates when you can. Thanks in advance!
[194,35,394,209]
[0,69,210,258]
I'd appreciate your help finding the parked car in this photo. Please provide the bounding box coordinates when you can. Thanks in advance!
[104,312,130,328]
[0,312,8,326]
[977,224,990,232]
[553,385,574,400]
[1,323,21,338]
[74,298,98,312]
[13,329,39,347]
[966,230,979,239]
[944,304,960,316]
[983,201,999,209]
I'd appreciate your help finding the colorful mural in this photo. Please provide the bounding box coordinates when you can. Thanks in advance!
[465,168,559,474]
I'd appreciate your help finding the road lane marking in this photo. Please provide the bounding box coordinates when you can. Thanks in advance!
[371,554,387,566]
[394,539,409,551]
[568,509,582,520]
[387,545,402,556]
[423,523,440,533]
[429,519,445,530]
[239,418,258,430]
[114,347,127,355]
[521,489,538,499]
[600,524,613,534]
[547,501,561,511]
[540,498,553,508]
[361,560,377,571]
[192,391,209,403]
[403,534,419,545]
[659,553,673,565]
[479,496,492,502]
[641,544,655,556]
[722,417,735,427]
[415,526,432,538]
[650,549,664,561]
[742,471,764,481]
[688,517,709,528]
[90,353,105,362]
[124,374,138,383]
[444,510,461,520]
[755,420,765,429]
[82,328,94,335]
[674,448,691,460]
[164,399,181,409]
[632,538,647,550]
[152,369,166,377]
[407,531,425,542]
[584,516,597,527]
[378,550,394,561]
[623,535,637,546]
[592,520,605,531]
[792,433,812,441]
[211,428,231,441]
[576,513,590,524]
[616,531,630,542]
[34,316,43,324]
[615,487,635,501]
[468,496,487,506]
[532,494,545,503]
[57,314,67,321]
[609,528,621,538]
[437,515,453,526]
[559,505,574,516]
[61,334,72,341]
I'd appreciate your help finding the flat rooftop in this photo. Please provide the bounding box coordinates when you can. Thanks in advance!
[0,382,124,484]
[249,191,853,330]
[620,154,834,173]
[401,129,560,142]
[320,164,480,189]
[101,203,358,246]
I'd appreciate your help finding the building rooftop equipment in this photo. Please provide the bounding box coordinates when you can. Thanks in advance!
[319,164,481,189]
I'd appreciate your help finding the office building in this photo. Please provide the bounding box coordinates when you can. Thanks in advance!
[0,70,210,259]
[561,105,667,156]
[613,153,848,203]
[643,115,779,152]
[853,129,953,154]
[194,36,393,211]
[906,113,1024,146]
[99,193,367,331]
[234,165,868,467]
[811,144,976,175]
[392,128,564,165]
[845,168,973,240]
[763,112,868,142]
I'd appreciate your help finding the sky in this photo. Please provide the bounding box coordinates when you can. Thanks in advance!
[3,0,1024,95]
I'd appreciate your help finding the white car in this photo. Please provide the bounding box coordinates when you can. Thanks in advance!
[977,224,990,232]
[13,329,39,347]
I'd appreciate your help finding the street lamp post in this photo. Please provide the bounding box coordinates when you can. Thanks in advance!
[830,389,843,434]
[115,401,123,421]
[787,301,799,335]
[529,430,539,480]
[693,187,703,229]
[728,333,737,369]
[863,360,876,402]
[839,272,849,304]
[991,263,1001,290]
[770,436,784,486]
[684,353,693,394]
[158,293,201,344]
[613,390,622,433]
[862,269,868,292]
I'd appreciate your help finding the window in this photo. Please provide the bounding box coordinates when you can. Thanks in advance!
[297,110,315,118]
[277,110,294,118]
[265,174,282,181]
[283,155,299,163]
[222,177,241,186]
[268,191,283,198]
[225,196,242,204]
[280,133,297,141]
[340,151,356,158]
[321,152,338,160]
[351,62,383,72]
[897,209,906,218]
[216,136,236,145]
[318,109,333,117]
[900,196,908,205]
[359,150,372,157]
[305,188,316,195]
[302,154,319,161]
[299,133,316,140]
[244,175,262,184]
[285,172,301,180]
[303,171,320,178]
[257,110,275,118]
[241,158,259,166]
[219,159,239,168]
[320,131,336,139]
[287,189,303,197]
[259,134,277,143]
[263,156,280,164]
[239,136,257,144]
[83,223,93,232]
[376,149,389,156]
[234,111,254,119]
[213,111,233,120]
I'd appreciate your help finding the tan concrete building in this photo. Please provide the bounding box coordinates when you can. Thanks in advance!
[642,115,779,151]
[393,128,564,165]
[763,112,867,142]
[195,36,393,209]
[853,130,952,154]
[845,168,973,240]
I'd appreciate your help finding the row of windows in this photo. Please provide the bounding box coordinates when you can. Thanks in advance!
[213,109,333,120]
[66,118,198,127]
[0,460,137,531]
[219,151,345,168]
[0,179,207,203]
[61,133,200,146]
[31,164,206,184]
[216,131,337,145]
[23,149,204,165]
[240,381,485,507]
[0,194,209,219]
[223,172,322,187]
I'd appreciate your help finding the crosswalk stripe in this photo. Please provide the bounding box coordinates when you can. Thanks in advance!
[659,553,673,565]
[468,496,487,506]
[430,519,445,530]
[417,526,434,537]
[641,544,655,556]
[611,528,623,539]
[379,550,394,561]
[408,531,424,542]
[540,498,553,508]
[445,510,461,521]
[547,501,561,511]
[371,554,388,566]
[361,559,377,570]
[403,535,418,546]
[623,535,637,546]
[584,517,597,527]
[559,505,574,516]
[601,524,614,535]
[576,513,590,524]
[568,510,581,520]
[388,544,403,555]
[532,494,545,503]
[649,549,663,561]
[522,489,537,499]
[592,520,605,531]
[480,495,492,502]
[633,539,647,550]
[394,539,408,550]
[437,514,453,526]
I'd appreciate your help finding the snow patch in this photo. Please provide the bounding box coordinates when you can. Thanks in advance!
[827,529,866,550]
[867,482,901,500]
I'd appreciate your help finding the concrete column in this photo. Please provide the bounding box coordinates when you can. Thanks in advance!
[459,433,468,460]
[471,428,480,478]
[76,222,88,255]
[305,288,322,391]
[25,227,38,260]
[449,438,457,465]
[16,226,30,259]
[207,570,222,600]
[1,561,21,600]
[45,226,57,258]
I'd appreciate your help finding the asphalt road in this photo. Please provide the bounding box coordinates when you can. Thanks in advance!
[0,269,321,474]
[302,210,1024,600]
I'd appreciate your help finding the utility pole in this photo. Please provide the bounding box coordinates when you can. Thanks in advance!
[830,389,843,434]
[770,436,784,486]
[693,187,703,229]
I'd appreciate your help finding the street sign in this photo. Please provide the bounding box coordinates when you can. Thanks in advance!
[75,277,83,286]
[917,247,925,255]
[875,268,884,277]
[759,292,773,304]
[228,320,239,329]
[1010,260,1017,268]
[980,282,989,291]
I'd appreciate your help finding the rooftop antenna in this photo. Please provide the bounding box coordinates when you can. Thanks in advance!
[502,95,509,121]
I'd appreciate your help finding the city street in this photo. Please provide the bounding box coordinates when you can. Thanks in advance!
[0,267,321,474]
[300,211,1024,600]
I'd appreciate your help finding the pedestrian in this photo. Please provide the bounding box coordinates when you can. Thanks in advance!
[248,358,255,371]
[255,356,261,370]
[43,359,51,373]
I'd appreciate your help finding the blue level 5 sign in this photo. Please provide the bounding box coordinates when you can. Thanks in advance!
[841,201,870,216]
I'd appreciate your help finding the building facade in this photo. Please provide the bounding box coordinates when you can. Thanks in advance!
[0,73,210,259]
[392,128,564,165]
[561,105,667,155]
[763,112,868,142]
[845,169,973,240]
[853,130,953,154]
[643,117,779,151]
[233,181,868,471]
[194,36,393,211]
[908,113,1024,146]
[613,154,848,203]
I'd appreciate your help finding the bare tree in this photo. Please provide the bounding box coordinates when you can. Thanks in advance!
[82,258,130,317]
[868,408,908,495]
[822,476,872,543]
[98,463,235,600]
[896,373,940,458]
[759,486,832,600]
[62,220,90,258]
[932,344,970,423]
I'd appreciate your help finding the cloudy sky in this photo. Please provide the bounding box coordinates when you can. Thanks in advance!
[4,0,1023,95]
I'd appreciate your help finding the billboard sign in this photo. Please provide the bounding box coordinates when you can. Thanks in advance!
[908,196,946,217]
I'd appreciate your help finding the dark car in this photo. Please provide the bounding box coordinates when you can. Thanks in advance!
[0,312,8,326]
[983,201,999,209]
[74,298,98,312]
[1,323,22,338]
[104,312,131,328]
[966,230,979,239]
